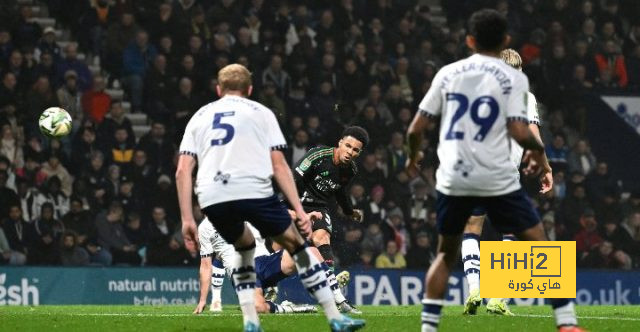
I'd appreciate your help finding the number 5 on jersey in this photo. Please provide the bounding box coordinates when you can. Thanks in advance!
[445,93,499,142]
[211,112,235,146]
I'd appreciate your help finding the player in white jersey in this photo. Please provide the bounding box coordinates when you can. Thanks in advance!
[460,49,554,316]
[194,218,317,315]
[176,64,364,332]
[405,10,582,332]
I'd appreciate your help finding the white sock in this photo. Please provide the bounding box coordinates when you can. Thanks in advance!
[293,244,341,321]
[502,234,516,241]
[325,268,347,303]
[421,298,443,332]
[231,245,259,326]
[211,266,225,303]
[553,300,578,327]
[462,234,480,292]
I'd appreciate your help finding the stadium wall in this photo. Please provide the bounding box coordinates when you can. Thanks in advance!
[0,267,638,306]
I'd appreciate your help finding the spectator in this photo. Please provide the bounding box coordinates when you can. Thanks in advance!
[108,127,135,167]
[59,231,90,266]
[0,125,24,168]
[95,201,140,265]
[602,213,640,266]
[381,207,407,254]
[363,185,386,225]
[0,72,21,111]
[136,121,175,174]
[41,153,72,197]
[545,133,569,172]
[56,70,83,123]
[55,43,92,91]
[28,203,63,265]
[0,170,19,220]
[286,129,309,167]
[568,139,597,176]
[146,206,183,266]
[40,175,70,220]
[559,185,590,238]
[580,240,632,269]
[61,195,111,266]
[406,231,434,270]
[360,223,385,257]
[105,12,138,77]
[122,30,157,113]
[0,226,26,265]
[1,205,32,262]
[12,6,42,49]
[25,76,60,132]
[335,224,363,268]
[387,132,409,176]
[123,212,147,250]
[594,39,628,88]
[81,75,112,124]
[626,44,640,90]
[170,77,201,136]
[143,54,175,118]
[126,149,156,197]
[356,85,393,125]
[586,162,618,204]
[35,27,62,62]
[98,102,135,147]
[575,209,603,258]
[77,0,116,58]
[375,240,406,269]
[261,54,291,98]
[72,127,102,174]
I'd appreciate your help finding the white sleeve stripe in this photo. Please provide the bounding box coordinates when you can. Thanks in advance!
[271,144,288,151]
[180,151,197,158]
[200,253,213,258]
[418,109,438,118]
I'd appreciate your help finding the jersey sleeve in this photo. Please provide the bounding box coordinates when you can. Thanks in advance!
[179,116,198,158]
[417,70,445,118]
[506,73,531,123]
[264,109,287,151]
[526,92,540,125]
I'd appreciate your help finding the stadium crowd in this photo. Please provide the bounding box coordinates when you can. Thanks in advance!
[0,0,639,270]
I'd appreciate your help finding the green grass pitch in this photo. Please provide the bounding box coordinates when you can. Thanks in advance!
[2,305,639,331]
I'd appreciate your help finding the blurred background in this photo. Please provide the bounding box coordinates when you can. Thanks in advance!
[0,0,639,306]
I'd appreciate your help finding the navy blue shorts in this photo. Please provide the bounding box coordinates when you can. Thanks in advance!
[436,188,540,235]
[255,250,286,289]
[202,195,292,245]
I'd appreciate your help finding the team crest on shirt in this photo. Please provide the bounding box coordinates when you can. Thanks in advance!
[300,158,311,171]
[214,171,231,184]
[453,159,474,178]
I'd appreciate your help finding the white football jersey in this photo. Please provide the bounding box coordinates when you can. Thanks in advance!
[198,219,271,274]
[179,95,287,207]
[418,53,530,196]
[509,91,540,170]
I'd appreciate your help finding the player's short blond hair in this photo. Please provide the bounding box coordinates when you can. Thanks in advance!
[217,64,252,95]
[500,48,522,70]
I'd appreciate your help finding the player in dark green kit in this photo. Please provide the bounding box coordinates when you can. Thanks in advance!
[293,126,369,314]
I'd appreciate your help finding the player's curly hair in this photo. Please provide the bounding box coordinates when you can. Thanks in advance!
[468,9,508,52]
[500,48,523,70]
[341,126,369,148]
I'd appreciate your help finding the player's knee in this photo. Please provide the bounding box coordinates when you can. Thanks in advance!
[464,215,485,234]
[312,230,330,245]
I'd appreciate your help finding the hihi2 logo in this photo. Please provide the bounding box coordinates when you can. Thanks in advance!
[480,241,576,298]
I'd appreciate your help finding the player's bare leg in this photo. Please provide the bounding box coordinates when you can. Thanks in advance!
[312,226,360,314]
[231,224,261,331]
[462,215,484,315]
[272,223,364,331]
[422,234,461,332]
[516,223,583,331]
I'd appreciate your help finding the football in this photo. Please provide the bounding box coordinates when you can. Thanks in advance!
[39,107,73,138]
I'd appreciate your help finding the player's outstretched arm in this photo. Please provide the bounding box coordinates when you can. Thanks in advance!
[271,150,311,236]
[508,121,546,175]
[527,123,553,193]
[176,154,198,254]
[406,112,432,177]
[194,256,212,314]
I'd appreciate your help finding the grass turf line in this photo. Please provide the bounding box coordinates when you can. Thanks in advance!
[1,305,639,331]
